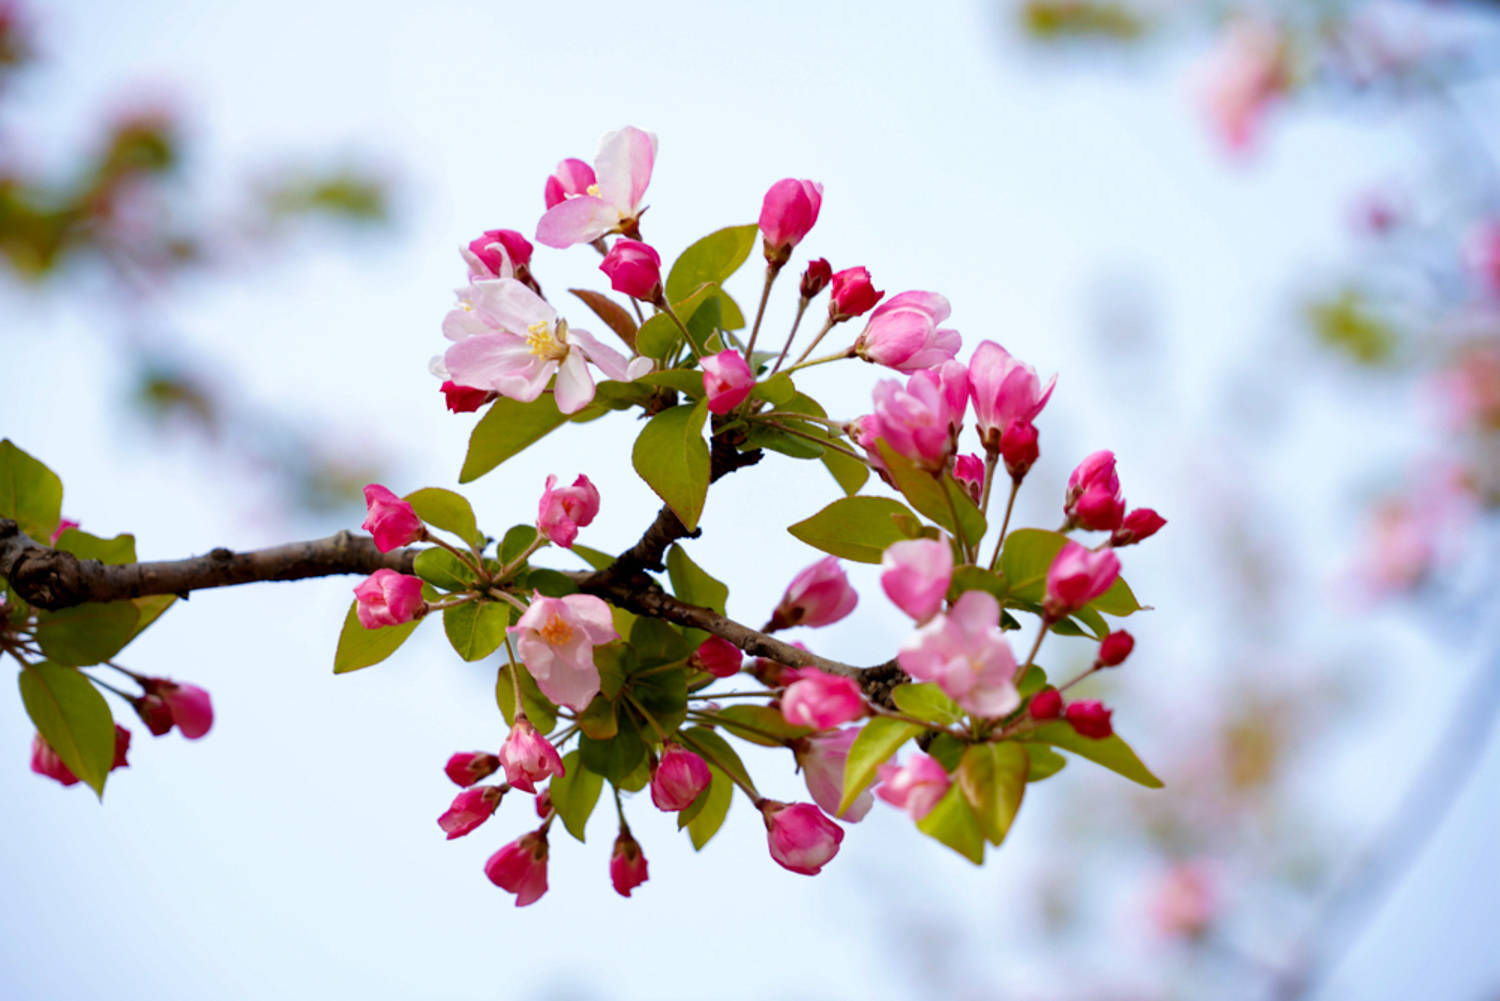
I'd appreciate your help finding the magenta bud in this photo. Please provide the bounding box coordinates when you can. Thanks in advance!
[1097,630,1135,668]
[445,751,501,787]
[799,257,832,299]
[610,829,650,897]
[1112,508,1166,547]
[1029,687,1063,720]
[1065,700,1114,739]
[1000,421,1040,481]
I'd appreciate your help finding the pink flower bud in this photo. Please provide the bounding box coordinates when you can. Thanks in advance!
[610,829,650,897]
[353,569,425,629]
[599,238,663,301]
[968,341,1055,448]
[543,157,596,209]
[1097,630,1135,668]
[880,537,953,622]
[797,728,872,821]
[1029,687,1063,720]
[1043,542,1120,618]
[761,800,844,876]
[536,473,601,549]
[48,518,79,545]
[953,453,984,503]
[132,694,175,736]
[767,556,858,631]
[691,636,742,678]
[362,484,424,553]
[854,291,961,373]
[445,751,501,787]
[500,718,566,794]
[700,349,756,415]
[32,727,131,787]
[140,680,214,740]
[534,788,553,818]
[828,266,884,320]
[440,380,496,413]
[875,752,949,821]
[112,725,131,769]
[800,258,832,299]
[869,364,967,471]
[437,785,504,840]
[485,829,549,906]
[999,421,1040,481]
[759,178,824,264]
[781,668,867,730]
[466,228,533,278]
[1065,700,1114,739]
[1065,450,1126,532]
[650,744,712,811]
[1112,508,1166,547]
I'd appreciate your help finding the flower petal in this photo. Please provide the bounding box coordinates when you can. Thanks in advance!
[536,196,620,248]
[594,126,657,215]
[551,349,596,414]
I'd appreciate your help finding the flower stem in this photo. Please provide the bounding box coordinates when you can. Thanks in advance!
[978,450,999,518]
[762,421,873,467]
[677,728,759,800]
[769,296,811,376]
[659,299,701,359]
[1015,619,1051,683]
[503,636,526,720]
[743,263,781,364]
[789,315,838,367]
[498,534,547,581]
[422,529,488,582]
[988,480,1021,571]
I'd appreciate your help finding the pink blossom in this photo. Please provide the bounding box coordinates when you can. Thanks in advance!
[610,830,649,897]
[691,636,742,678]
[854,291,961,372]
[868,363,967,471]
[1065,450,1126,532]
[131,694,174,736]
[599,238,662,301]
[828,266,884,320]
[897,590,1020,718]
[800,258,832,300]
[543,157,596,209]
[445,751,501,787]
[1097,630,1134,668]
[151,681,214,740]
[535,126,658,248]
[31,726,132,787]
[361,484,423,553]
[1197,17,1288,153]
[767,556,858,631]
[650,744,712,811]
[353,569,425,629]
[761,800,844,875]
[759,178,823,262]
[442,278,635,415]
[112,726,131,769]
[796,728,871,821]
[510,592,619,711]
[536,474,600,549]
[463,228,533,280]
[437,785,504,840]
[1029,687,1063,720]
[953,454,984,503]
[500,717,566,794]
[968,340,1055,449]
[701,349,755,415]
[1065,700,1113,739]
[781,668,867,730]
[880,537,953,622]
[48,519,79,545]
[875,752,949,821]
[440,380,496,413]
[1112,508,1165,547]
[1044,541,1120,618]
[485,830,550,906]
[1000,421,1039,480]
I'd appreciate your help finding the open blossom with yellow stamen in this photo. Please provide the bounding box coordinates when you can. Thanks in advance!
[441,277,643,413]
[535,126,657,248]
[510,592,618,711]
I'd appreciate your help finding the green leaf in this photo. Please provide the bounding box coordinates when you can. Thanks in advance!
[592,642,632,699]
[632,401,710,532]
[957,743,1027,846]
[666,544,728,645]
[54,530,135,564]
[1016,665,1048,698]
[124,594,175,647]
[495,662,558,734]
[681,727,754,793]
[665,224,759,305]
[629,616,692,664]
[927,732,965,772]
[915,781,985,864]
[686,765,733,850]
[712,705,812,746]
[839,717,923,816]
[683,291,723,358]
[1025,721,1163,788]
[637,312,683,360]
[18,662,116,798]
[520,567,578,598]
[638,369,707,397]
[892,683,966,726]
[442,601,509,662]
[1092,576,1143,616]
[497,525,539,566]
[579,695,619,740]
[413,548,472,592]
[1026,745,1067,782]
[0,439,64,542]
[570,543,616,571]
[999,528,1144,620]
[751,372,796,404]
[333,599,423,674]
[788,495,916,564]
[743,424,825,460]
[950,565,1007,603]
[548,750,602,843]
[875,442,986,547]
[616,755,652,793]
[579,711,645,782]
[630,669,689,737]
[460,395,570,484]
[34,601,140,667]
[821,448,870,496]
[405,487,482,548]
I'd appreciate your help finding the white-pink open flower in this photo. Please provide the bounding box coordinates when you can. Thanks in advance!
[535,126,658,248]
[880,537,953,622]
[442,278,636,414]
[510,593,619,711]
[897,590,1019,718]
[796,728,872,822]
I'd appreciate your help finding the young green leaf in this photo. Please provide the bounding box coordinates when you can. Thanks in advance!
[0,439,64,542]
[568,288,638,351]
[874,442,986,547]
[687,765,733,850]
[460,395,571,484]
[18,662,116,798]
[404,487,482,549]
[915,781,986,865]
[665,224,759,304]
[891,683,966,726]
[333,599,424,674]
[1024,721,1163,788]
[1025,745,1067,782]
[631,401,710,531]
[579,711,645,782]
[495,661,558,734]
[34,601,140,667]
[666,544,729,627]
[789,495,917,564]
[413,548,472,592]
[839,718,923,817]
[680,727,754,794]
[711,705,813,747]
[53,529,136,565]
[442,601,509,662]
[548,750,603,843]
[956,742,1027,846]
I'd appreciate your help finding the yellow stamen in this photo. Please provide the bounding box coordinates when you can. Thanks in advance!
[539,613,574,646]
[586,183,601,197]
[525,319,570,361]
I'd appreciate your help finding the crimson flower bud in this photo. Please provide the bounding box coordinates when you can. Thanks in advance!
[759,178,823,265]
[828,266,883,321]
[599,238,663,302]
[485,829,549,906]
[691,636,743,678]
[1064,450,1126,532]
[700,349,756,415]
[444,751,501,787]
[1065,700,1114,739]
[1111,508,1166,547]
[1029,687,1063,720]
[610,829,650,897]
[1043,542,1120,619]
[534,788,553,819]
[953,453,984,503]
[437,785,504,840]
[139,679,215,740]
[1097,630,1134,668]
[440,380,496,414]
[1000,421,1040,481]
[353,569,425,629]
[361,484,424,553]
[650,744,712,812]
[132,694,175,736]
[799,257,832,300]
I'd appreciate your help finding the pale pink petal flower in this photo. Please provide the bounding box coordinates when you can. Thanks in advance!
[500,718,566,793]
[535,126,658,248]
[510,593,619,711]
[855,290,961,373]
[536,474,601,548]
[796,728,872,822]
[880,537,954,622]
[897,590,1020,718]
[781,669,866,730]
[869,366,964,471]
[759,178,824,258]
[875,752,950,821]
[544,158,596,209]
[968,340,1056,448]
[701,349,755,414]
[768,556,858,630]
[761,801,843,875]
[650,744,712,811]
